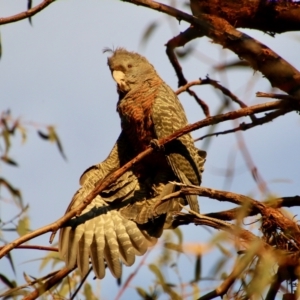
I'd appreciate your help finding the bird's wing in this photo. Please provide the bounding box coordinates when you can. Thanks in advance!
[151,84,206,213]
[59,133,156,279]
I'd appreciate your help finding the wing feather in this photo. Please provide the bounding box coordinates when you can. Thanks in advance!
[151,84,205,212]
[59,132,159,279]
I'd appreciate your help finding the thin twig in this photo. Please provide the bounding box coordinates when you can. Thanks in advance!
[205,195,300,222]
[165,27,201,87]
[177,207,271,255]
[0,0,55,25]
[187,88,210,117]
[236,129,269,194]
[175,184,300,245]
[175,184,264,210]
[175,80,202,95]
[23,266,75,300]
[0,244,58,252]
[175,78,210,116]
[0,204,29,227]
[115,249,152,300]
[0,270,59,298]
[194,108,292,141]
[201,77,249,110]
[70,267,92,300]
[256,92,300,101]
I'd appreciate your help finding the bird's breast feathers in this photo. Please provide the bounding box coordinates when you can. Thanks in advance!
[117,83,162,151]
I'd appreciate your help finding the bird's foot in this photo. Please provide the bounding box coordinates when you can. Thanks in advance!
[149,139,164,151]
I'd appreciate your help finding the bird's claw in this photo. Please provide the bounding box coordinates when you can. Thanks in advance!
[150,139,163,151]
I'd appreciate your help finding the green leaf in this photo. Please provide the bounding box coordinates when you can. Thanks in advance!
[1,127,11,155]
[37,130,49,140]
[9,120,18,134]
[191,282,200,300]
[1,156,18,166]
[5,251,16,275]
[38,126,67,160]
[49,126,67,160]
[39,250,61,272]
[173,227,183,245]
[0,273,16,288]
[23,272,32,284]
[164,242,183,253]
[57,276,74,298]
[140,21,160,48]
[84,282,98,300]
[149,264,165,284]
[194,254,201,282]
[16,216,30,237]
[51,254,63,269]
[149,264,181,300]
[209,256,228,277]
[17,124,27,144]
[136,287,148,298]
[0,177,23,208]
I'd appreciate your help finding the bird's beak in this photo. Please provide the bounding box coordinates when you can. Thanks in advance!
[112,70,128,92]
[112,70,125,85]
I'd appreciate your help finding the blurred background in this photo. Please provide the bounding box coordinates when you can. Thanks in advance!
[0,0,299,298]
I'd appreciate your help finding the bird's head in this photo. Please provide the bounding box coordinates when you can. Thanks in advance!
[105,47,156,93]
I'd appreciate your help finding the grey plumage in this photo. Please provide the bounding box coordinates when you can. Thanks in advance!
[108,48,206,212]
[59,48,206,279]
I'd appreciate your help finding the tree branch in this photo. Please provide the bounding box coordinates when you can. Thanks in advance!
[124,0,300,96]
[0,270,59,298]
[175,79,210,117]
[175,185,300,248]
[200,77,251,111]
[190,0,300,34]
[256,92,300,101]
[0,0,55,25]
[23,266,75,300]
[194,108,293,142]
[175,79,203,95]
[0,99,297,259]
[0,245,58,252]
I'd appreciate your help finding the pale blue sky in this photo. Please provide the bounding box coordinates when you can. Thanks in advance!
[0,0,299,299]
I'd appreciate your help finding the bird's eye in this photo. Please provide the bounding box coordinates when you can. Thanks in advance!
[128,64,132,68]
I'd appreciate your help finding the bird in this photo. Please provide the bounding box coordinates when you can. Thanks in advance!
[107,47,205,213]
[59,48,206,280]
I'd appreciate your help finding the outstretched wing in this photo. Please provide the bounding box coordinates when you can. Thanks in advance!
[151,83,206,213]
[59,133,156,279]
